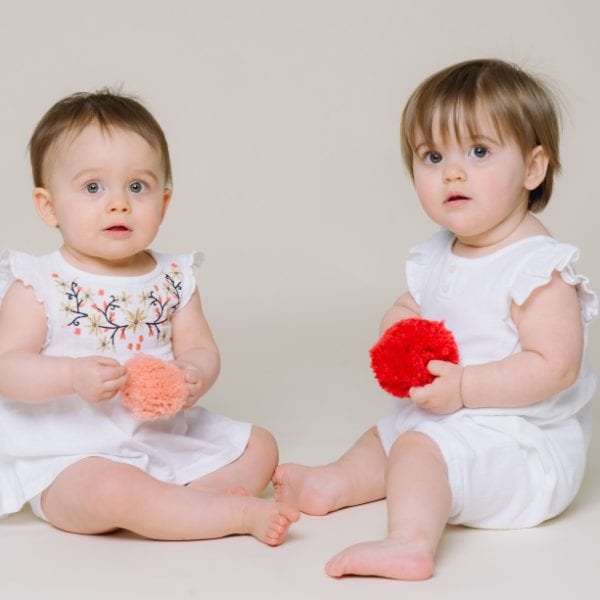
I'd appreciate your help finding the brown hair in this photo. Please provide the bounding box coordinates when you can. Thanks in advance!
[29,88,172,188]
[400,58,561,212]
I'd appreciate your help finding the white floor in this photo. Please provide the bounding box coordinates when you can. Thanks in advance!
[3,463,598,599]
[2,317,599,599]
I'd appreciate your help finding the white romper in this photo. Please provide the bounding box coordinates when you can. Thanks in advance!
[377,230,598,529]
[0,249,251,518]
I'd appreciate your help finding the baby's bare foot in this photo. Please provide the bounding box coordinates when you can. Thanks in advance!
[242,498,300,546]
[272,463,343,515]
[325,538,434,580]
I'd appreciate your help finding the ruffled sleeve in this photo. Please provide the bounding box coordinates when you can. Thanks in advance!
[0,250,45,304]
[0,249,14,302]
[510,241,598,323]
[190,251,205,271]
[173,251,205,312]
[406,230,453,304]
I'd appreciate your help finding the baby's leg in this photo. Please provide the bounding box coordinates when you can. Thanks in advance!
[41,457,299,545]
[188,426,278,496]
[272,426,386,515]
[325,431,451,580]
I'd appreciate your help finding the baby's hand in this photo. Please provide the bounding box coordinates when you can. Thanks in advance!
[171,360,204,408]
[70,356,128,404]
[408,360,463,414]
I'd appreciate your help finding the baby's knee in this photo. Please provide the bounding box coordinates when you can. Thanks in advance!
[248,425,279,468]
[42,457,143,530]
[76,459,143,507]
[390,431,445,464]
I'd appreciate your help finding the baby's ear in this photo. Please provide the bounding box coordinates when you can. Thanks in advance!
[524,145,549,191]
[33,187,59,228]
[160,187,172,220]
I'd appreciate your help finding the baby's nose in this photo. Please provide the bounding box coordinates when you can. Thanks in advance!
[107,193,131,212]
[442,163,466,182]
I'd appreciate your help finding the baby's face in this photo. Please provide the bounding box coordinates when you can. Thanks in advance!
[410,109,544,248]
[34,123,171,274]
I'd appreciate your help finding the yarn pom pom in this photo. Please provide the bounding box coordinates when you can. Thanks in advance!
[121,355,188,420]
[369,318,459,398]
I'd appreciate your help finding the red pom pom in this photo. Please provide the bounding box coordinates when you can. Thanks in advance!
[369,318,459,398]
[121,355,187,420]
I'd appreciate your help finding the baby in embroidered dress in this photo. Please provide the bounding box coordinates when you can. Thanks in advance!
[0,90,299,543]
[273,59,598,578]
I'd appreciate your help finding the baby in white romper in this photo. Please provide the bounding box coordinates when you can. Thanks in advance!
[0,89,299,544]
[273,58,597,579]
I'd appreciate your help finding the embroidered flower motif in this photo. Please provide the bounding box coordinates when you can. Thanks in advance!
[126,308,147,334]
[54,277,71,292]
[139,290,152,305]
[87,314,103,335]
[53,263,184,352]
[98,336,113,352]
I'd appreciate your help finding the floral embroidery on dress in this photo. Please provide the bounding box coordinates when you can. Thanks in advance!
[53,263,183,352]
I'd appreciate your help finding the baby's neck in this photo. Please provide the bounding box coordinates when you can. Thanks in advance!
[452,213,550,258]
[58,246,157,276]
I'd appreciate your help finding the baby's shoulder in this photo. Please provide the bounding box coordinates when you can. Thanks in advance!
[1,249,58,302]
[508,237,597,321]
[408,229,453,261]
[149,250,204,272]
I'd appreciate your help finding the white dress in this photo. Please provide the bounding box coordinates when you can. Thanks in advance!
[0,249,251,517]
[377,230,598,528]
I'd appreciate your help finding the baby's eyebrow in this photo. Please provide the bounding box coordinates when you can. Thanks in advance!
[70,168,161,183]
[467,134,499,145]
[414,132,500,153]
[71,168,101,181]
[132,169,159,183]
[414,141,432,152]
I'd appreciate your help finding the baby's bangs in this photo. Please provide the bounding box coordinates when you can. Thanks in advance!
[407,86,511,151]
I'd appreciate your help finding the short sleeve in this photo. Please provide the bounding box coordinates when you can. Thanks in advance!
[172,251,205,312]
[0,250,46,305]
[406,230,453,304]
[0,249,13,302]
[510,242,598,323]
[0,250,52,348]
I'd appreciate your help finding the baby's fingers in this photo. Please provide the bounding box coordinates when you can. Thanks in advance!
[183,369,201,385]
[408,384,430,405]
[427,360,452,377]
[100,362,127,380]
[110,372,129,390]
[95,372,129,402]
[93,355,124,368]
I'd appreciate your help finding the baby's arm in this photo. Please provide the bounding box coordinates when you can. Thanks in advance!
[0,281,127,403]
[170,289,220,407]
[379,291,421,335]
[460,271,583,409]
[411,272,583,413]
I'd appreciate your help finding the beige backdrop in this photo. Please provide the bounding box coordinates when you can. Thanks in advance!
[1,2,598,598]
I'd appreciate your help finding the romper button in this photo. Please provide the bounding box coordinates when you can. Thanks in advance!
[442,284,450,293]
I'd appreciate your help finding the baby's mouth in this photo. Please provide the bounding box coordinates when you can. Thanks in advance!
[445,194,469,203]
[105,225,131,231]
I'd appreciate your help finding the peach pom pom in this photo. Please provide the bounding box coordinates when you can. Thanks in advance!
[121,355,187,420]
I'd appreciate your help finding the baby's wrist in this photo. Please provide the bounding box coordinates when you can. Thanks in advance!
[66,357,80,395]
[459,366,470,408]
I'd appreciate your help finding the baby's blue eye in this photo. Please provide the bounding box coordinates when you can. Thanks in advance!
[129,181,145,193]
[425,151,443,165]
[86,182,102,193]
[470,146,488,159]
